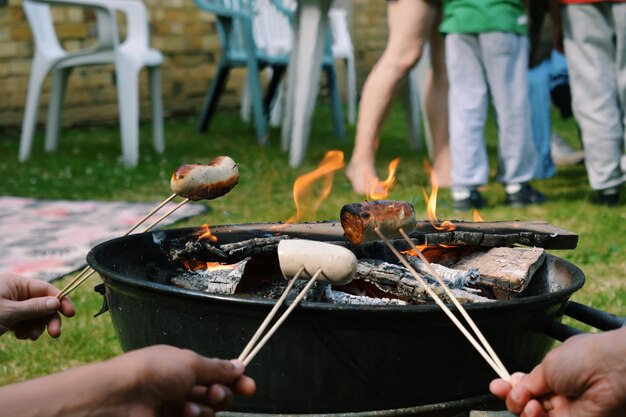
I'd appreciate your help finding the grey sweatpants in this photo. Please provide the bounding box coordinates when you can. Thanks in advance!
[562,3,626,191]
[446,32,536,191]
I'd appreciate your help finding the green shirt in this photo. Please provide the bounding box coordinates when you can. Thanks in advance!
[440,0,528,35]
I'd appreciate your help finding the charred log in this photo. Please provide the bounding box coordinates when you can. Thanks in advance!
[355,259,491,303]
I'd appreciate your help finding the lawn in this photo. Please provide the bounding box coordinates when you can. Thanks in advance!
[0,102,624,385]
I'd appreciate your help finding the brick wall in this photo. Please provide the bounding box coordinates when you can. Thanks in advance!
[0,0,387,129]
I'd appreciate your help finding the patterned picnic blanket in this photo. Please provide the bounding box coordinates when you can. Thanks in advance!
[0,196,207,281]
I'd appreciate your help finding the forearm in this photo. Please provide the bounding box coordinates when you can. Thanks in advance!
[0,361,131,417]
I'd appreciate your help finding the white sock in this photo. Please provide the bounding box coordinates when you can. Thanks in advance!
[452,188,472,200]
[505,183,522,194]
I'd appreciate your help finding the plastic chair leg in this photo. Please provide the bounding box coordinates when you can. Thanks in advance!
[149,65,165,154]
[240,76,253,124]
[45,67,71,152]
[19,55,50,162]
[403,65,423,151]
[115,61,140,168]
[246,66,268,144]
[264,64,286,116]
[346,55,357,126]
[325,64,346,139]
[198,60,230,133]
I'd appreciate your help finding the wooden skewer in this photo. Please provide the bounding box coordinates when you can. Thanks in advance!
[56,266,92,300]
[140,198,190,233]
[242,269,323,366]
[57,269,97,299]
[57,195,187,299]
[373,227,510,381]
[398,228,510,380]
[238,266,305,362]
[124,193,178,235]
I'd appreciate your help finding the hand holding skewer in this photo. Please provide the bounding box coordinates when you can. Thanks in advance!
[239,240,357,365]
[340,200,511,382]
[57,157,240,299]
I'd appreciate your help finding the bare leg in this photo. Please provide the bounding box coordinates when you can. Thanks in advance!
[424,10,451,188]
[347,0,437,194]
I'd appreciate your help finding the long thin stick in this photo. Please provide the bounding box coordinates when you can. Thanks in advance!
[141,198,190,233]
[238,266,305,361]
[57,195,187,299]
[125,193,177,235]
[374,227,510,381]
[57,269,97,299]
[243,269,322,366]
[398,228,510,380]
[56,266,92,299]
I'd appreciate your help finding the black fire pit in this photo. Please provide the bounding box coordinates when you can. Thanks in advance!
[87,222,602,416]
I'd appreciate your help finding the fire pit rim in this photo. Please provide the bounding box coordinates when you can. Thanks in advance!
[86,226,585,313]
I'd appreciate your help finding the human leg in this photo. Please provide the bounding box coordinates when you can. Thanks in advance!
[424,7,451,188]
[562,3,625,195]
[481,32,545,206]
[347,0,437,194]
[445,33,490,209]
[481,32,537,187]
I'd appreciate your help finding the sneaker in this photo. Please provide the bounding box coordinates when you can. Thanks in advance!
[551,133,584,165]
[505,183,547,207]
[452,189,487,211]
[592,188,621,207]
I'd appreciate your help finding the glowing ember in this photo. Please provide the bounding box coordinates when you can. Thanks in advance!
[368,158,400,200]
[288,150,345,222]
[197,224,218,242]
[183,259,236,271]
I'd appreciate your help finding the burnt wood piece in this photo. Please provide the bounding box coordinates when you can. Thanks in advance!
[405,255,480,287]
[451,247,546,296]
[167,239,228,262]
[356,259,491,303]
[411,220,578,249]
[164,235,289,263]
[218,235,289,259]
[323,286,408,305]
[171,259,247,294]
[206,220,577,249]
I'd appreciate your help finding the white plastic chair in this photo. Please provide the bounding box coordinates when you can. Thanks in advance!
[19,0,164,168]
[241,1,355,128]
[328,7,356,126]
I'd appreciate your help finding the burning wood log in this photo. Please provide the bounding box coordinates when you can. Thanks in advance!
[405,255,480,287]
[168,239,228,261]
[322,286,407,305]
[165,235,289,262]
[171,259,247,294]
[219,235,290,258]
[356,259,491,304]
[450,247,546,297]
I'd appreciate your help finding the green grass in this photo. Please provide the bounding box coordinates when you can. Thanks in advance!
[0,102,624,384]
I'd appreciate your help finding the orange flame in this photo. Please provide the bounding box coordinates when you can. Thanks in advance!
[288,150,345,222]
[473,209,484,222]
[402,244,428,257]
[197,224,218,242]
[424,172,456,232]
[368,158,400,200]
[183,259,237,271]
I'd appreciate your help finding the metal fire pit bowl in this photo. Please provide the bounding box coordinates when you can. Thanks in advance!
[87,222,587,416]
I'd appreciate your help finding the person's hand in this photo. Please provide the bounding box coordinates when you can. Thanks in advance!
[104,345,256,416]
[0,272,75,339]
[490,328,626,417]
[0,345,256,416]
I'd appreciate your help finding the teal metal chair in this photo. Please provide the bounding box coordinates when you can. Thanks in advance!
[193,0,345,144]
